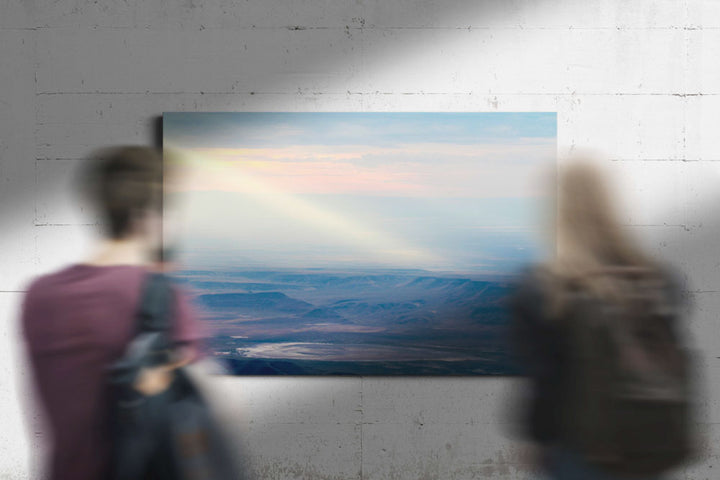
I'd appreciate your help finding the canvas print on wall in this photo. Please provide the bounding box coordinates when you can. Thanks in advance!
[163,112,556,375]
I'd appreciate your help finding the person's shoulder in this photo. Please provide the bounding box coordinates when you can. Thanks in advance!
[23,265,79,298]
[20,266,87,327]
[25,264,147,297]
[511,263,554,308]
[514,263,554,291]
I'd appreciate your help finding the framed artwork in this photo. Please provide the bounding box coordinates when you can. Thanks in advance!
[163,112,555,375]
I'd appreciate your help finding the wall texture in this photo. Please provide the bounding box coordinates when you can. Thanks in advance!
[1,1,719,478]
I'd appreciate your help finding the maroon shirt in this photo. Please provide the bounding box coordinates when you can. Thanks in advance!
[21,264,203,480]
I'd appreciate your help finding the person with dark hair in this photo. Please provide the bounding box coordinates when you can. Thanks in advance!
[21,146,203,480]
[85,146,165,239]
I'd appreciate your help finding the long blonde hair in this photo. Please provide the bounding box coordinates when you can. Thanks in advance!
[546,159,657,314]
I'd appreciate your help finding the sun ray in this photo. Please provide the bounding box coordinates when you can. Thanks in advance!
[166,146,444,267]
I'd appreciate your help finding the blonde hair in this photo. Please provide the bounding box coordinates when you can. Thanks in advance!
[546,159,657,314]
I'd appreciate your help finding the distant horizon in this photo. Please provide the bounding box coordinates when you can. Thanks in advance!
[174,262,524,279]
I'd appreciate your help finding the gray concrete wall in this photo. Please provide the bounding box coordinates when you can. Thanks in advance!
[1,1,719,478]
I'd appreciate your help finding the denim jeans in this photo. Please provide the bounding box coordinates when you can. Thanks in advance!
[543,447,664,480]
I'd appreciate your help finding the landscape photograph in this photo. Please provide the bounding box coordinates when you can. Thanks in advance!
[163,112,556,375]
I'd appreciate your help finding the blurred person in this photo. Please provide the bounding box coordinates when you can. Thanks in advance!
[21,147,203,480]
[510,159,698,479]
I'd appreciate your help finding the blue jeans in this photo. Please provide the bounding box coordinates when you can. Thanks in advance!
[543,448,664,480]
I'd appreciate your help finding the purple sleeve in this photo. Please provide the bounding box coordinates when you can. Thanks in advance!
[20,278,50,352]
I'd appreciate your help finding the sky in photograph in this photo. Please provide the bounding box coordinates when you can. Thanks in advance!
[163,112,556,272]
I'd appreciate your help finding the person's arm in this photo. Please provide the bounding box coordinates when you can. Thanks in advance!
[509,270,565,446]
[133,285,205,396]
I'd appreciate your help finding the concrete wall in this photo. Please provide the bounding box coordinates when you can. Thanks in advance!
[1,1,719,478]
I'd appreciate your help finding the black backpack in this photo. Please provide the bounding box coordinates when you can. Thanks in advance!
[107,273,243,480]
[558,267,695,475]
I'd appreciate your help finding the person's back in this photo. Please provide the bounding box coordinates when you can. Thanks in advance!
[21,147,201,480]
[512,265,692,479]
[24,265,150,479]
[510,159,698,479]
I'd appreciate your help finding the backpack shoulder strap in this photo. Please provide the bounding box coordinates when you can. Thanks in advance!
[109,273,175,386]
[135,272,174,335]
